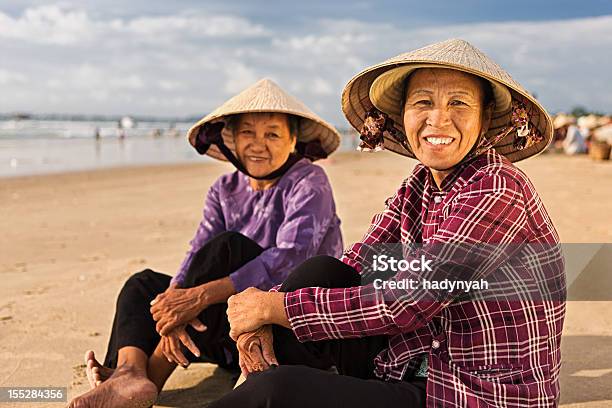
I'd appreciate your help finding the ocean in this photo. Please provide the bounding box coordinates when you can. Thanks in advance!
[0,119,358,177]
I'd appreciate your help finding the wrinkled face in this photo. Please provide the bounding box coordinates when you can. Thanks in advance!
[233,112,296,178]
[402,68,492,171]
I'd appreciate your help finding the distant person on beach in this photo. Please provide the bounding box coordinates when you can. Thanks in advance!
[167,122,180,137]
[67,79,343,407]
[563,124,587,155]
[116,120,126,140]
[213,39,565,408]
[552,114,574,150]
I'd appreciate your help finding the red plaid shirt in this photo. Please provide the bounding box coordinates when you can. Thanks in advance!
[283,149,566,407]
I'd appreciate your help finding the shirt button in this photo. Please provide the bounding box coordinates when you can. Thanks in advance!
[433,196,443,204]
[432,340,441,349]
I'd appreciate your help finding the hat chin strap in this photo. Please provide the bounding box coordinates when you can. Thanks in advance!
[195,128,300,181]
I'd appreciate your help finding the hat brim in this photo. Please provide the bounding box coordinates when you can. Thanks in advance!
[342,60,553,162]
[188,109,340,162]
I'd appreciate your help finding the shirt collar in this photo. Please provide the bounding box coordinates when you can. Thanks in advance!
[425,152,483,193]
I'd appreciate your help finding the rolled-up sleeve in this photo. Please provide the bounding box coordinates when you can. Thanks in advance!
[172,180,226,286]
[285,173,529,342]
[229,169,341,292]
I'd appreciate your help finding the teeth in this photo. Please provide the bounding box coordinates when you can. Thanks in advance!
[426,137,453,145]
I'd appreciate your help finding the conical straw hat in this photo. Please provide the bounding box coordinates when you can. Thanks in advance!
[553,114,575,129]
[341,38,554,162]
[188,78,340,162]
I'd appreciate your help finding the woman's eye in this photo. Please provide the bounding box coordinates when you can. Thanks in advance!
[267,133,280,139]
[240,130,254,136]
[450,100,467,106]
[414,100,432,106]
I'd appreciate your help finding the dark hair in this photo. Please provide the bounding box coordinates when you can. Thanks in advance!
[225,113,300,138]
[401,69,495,108]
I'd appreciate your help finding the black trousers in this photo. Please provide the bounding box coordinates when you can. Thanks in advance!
[208,255,427,408]
[103,231,264,369]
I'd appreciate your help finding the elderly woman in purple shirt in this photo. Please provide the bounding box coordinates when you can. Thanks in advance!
[67,78,343,408]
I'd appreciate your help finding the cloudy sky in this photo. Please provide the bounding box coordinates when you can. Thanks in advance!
[1,1,611,125]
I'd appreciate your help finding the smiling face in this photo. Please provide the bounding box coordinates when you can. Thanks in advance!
[402,68,493,173]
[232,112,297,179]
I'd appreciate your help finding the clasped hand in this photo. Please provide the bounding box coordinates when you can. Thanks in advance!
[151,284,208,366]
[236,326,278,377]
[151,286,205,335]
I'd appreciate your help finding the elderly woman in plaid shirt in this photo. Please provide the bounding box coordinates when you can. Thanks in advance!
[212,39,566,408]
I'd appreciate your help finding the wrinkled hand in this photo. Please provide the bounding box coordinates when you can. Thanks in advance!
[151,286,206,335]
[236,326,278,377]
[160,318,207,367]
[227,287,271,340]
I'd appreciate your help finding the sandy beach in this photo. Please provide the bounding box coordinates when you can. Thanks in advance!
[1,151,611,407]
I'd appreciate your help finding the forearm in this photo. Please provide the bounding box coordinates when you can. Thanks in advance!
[194,277,237,308]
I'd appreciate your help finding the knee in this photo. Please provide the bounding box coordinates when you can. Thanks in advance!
[208,231,251,247]
[281,255,360,291]
[124,269,157,288]
[118,269,162,300]
[190,231,261,262]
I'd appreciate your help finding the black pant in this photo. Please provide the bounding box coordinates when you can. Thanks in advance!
[103,231,264,369]
[209,255,427,408]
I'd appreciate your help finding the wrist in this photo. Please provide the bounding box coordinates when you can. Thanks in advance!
[194,285,210,309]
[196,277,236,307]
[264,292,289,328]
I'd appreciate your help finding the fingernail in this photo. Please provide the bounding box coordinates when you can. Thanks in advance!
[270,364,278,368]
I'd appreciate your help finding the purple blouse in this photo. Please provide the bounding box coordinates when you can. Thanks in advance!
[172,158,344,291]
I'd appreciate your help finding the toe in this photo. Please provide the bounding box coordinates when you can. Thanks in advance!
[84,350,95,363]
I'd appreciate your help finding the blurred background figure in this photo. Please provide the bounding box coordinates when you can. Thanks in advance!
[563,120,587,155]
[552,113,575,151]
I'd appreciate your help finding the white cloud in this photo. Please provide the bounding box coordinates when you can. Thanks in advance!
[0,5,93,45]
[223,62,259,94]
[119,13,270,40]
[311,77,333,95]
[0,4,610,121]
[158,80,184,91]
[0,5,270,46]
[0,69,27,84]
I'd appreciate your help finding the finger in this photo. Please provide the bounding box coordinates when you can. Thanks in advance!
[160,337,175,364]
[236,339,257,372]
[150,294,162,306]
[177,329,201,358]
[159,319,176,336]
[238,354,249,377]
[229,329,238,342]
[261,338,278,366]
[189,318,207,332]
[247,341,268,371]
[168,335,189,367]
[159,321,169,336]
[162,335,179,365]
[160,338,175,364]
[150,305,162,317]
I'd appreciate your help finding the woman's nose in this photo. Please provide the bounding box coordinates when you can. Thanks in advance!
[248,133,267,150]
[426,108,451,128]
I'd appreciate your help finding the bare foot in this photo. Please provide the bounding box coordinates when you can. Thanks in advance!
[85,350,114,389]
[67,364,157,408]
